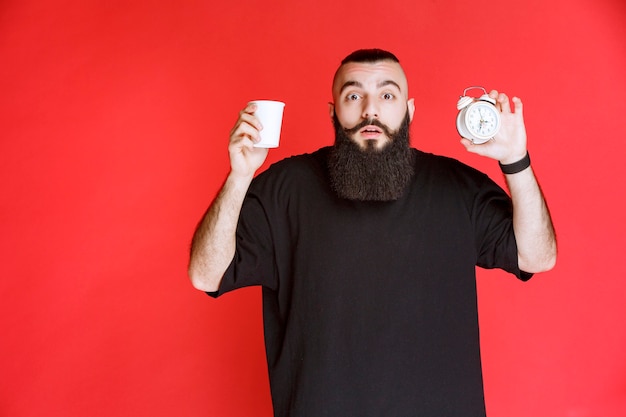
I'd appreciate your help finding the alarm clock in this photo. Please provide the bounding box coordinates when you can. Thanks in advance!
[456,86,501,144]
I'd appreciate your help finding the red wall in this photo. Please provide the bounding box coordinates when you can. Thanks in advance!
[1,0,625,416]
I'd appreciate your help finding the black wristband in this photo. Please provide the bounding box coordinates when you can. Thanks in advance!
[499,152,531,175]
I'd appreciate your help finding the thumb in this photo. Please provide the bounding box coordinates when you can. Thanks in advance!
[460,138,477,153]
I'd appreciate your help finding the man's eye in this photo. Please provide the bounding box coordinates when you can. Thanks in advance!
[347,94,360,101]
[382,93,394,100]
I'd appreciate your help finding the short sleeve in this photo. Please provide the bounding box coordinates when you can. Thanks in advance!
[472,176,533,281]
[208,190,278,297]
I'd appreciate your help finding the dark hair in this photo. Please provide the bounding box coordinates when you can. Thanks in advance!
[341,49,400,65]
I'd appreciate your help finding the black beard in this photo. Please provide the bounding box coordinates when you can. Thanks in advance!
[328,112,415,201]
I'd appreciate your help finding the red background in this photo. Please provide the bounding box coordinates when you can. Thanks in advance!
[1,0,625,416]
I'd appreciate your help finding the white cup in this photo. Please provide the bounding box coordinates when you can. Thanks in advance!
[250,100,285,148]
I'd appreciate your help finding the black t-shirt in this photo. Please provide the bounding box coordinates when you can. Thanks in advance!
[212,147,530,417]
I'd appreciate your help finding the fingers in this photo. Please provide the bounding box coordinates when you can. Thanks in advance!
[489,90,523,115]
[489,90,510,113]
[230,103,263,146]
[498,94,511,113]
[227,103,271,178]
[511,96,523,116]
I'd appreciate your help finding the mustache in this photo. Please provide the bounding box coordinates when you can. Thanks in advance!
[342,118,394,137]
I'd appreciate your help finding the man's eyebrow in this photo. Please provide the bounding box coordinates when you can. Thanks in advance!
[339,80,402,94]
[378,80,402,91]
[339,81,362,94]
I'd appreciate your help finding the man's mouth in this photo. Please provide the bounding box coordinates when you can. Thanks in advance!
[342,118,392,137]
[360,125,383,138]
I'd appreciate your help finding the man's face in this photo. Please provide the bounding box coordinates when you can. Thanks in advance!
[330,60,415,150]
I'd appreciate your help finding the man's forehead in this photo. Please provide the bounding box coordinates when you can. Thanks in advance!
[332,60,408,95]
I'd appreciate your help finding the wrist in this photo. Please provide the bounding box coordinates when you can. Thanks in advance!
[227,170,255,186]
[499,151,531,175]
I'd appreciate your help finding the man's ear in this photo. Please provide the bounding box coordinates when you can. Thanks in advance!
[328,102,335,119]
[407,98,415,122]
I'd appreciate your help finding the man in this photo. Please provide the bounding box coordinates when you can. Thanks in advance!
[188,49,557,417]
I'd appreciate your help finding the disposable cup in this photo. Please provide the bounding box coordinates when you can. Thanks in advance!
[250,100,285,148]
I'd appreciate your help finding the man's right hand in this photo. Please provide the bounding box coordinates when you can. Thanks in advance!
[228,102,270,179]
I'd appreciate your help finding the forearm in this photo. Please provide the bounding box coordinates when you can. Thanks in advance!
[505,165,557,273]
[460,91,557,272]
[188,172,253,292]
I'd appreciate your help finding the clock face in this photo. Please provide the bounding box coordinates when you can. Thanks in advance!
[465,102,500,140]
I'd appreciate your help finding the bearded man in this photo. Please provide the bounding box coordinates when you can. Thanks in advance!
[188,49,557,417]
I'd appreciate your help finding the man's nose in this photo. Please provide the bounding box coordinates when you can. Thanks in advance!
[361,97,379,119]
